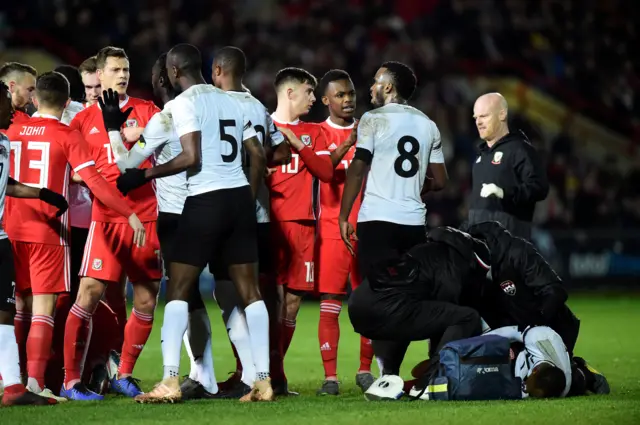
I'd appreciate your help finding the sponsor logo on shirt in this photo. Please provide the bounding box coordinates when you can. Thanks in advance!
[92,258,103,271]
[301,135,311,146]
[491,151,503,165]
[500,280,516,296]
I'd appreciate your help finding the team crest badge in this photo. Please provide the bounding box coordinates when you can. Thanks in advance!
[491,151,503,165]
[92,259,103,271]
[500,280,516,296]
[126,119,138,128]
[301,135,312,146]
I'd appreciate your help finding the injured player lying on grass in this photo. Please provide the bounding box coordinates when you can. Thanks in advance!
[364,324,610,402]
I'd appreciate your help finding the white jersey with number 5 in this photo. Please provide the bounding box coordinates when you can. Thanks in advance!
[226,91,285,223]
[170,84,258,197]
[356,103,444,225]
[0,134,10,240]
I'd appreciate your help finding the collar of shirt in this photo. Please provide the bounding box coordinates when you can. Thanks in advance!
[31,112,60,121]
[324,117,355,130]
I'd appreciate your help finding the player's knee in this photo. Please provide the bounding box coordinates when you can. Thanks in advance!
[132,285,158,315]
[320,293,342,301]
[284,293,302,319]
[76,278,105,311]
[31,293,58,316]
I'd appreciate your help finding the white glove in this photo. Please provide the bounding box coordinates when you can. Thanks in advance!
[480,183,504,199]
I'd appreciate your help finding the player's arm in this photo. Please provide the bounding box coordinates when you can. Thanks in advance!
[244,135,266,200]
[329,121,359,167]
[108,112,170,172]
[422,123,448,196]
[277,126,333,182]
[502,142,549,205]
[264,113,290,165]
[7,178,69,216]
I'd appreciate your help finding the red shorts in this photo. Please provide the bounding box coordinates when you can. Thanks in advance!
[315,235,362,295]
[80,221,162,284]
[12,241,71,295]
[272,221,315,292]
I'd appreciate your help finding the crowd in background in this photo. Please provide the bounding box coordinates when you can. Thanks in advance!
[3,0,639,232]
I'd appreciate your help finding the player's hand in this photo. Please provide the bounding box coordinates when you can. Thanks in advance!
[265,167,278,177]
[346,119,359,146]
[99,88,133,131]
[277,126,305,151]
[116,168,148,196]
[480,183,504,199]
[39,188,69,217]
[339,218,357,256]
[127,213,146,248]
[122,126,144,143]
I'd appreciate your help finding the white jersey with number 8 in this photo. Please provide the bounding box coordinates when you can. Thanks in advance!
[356,103,444,226]
[170,84,258,197]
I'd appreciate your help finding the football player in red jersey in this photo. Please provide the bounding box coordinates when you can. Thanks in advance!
[64,46,161,400]
[78,57,101,107]
[268,68,356,394]
[5,72,144,401]
[314,70,375,396]
[0,62,36,125]
[0,80,59,407]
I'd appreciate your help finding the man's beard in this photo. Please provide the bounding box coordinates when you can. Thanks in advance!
[372,90,385,108]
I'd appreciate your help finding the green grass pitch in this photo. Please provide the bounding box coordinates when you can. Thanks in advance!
[3,294,640,424]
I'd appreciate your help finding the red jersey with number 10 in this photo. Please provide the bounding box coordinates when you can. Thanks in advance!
[267,117,331,222]
[5,116,97,245]
[70,96,160,223]
[317,118,360,239]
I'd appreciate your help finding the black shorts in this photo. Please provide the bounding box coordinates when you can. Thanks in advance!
[0,238,17,313]
[70,226,89,299]
[210,222,273,279]
[157,211,182,274]
[356,221,426,279]
[171,186,258,269]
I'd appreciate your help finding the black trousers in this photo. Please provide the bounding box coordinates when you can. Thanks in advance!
[356,221,426,279]
[348,281,482,375]
[70,226,89,300]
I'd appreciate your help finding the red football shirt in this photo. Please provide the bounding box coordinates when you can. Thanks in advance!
[70,96,160,223]
[267,116,331,222]
[317,118,360,239]
[11,110,31,125]
[5,115,99,245]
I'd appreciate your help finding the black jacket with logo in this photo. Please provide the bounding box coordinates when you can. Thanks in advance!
[468,132,549,239]
[466,221,580,353]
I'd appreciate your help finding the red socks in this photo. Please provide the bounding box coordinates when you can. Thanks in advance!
[82,301,119,382]
[118,309,153,377]
[359,336,374,373]
[319,300,341,379]
[46,294,72,392]
[26,315,55,390]
[64,304,92,387]
[14,311,31,379]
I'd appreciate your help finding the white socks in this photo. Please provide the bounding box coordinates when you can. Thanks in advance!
[184,308,216,394]
[161,301,189,380]
[244,301,270,378]
[227,307,255,386]
[0,324,22,387]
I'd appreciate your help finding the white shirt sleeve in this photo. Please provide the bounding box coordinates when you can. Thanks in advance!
[171,95,200,137]
[108,111,172,172]
[429,121,445,164]
[356,112,375,153]
[266,113,285,146]
[242,113,258,141]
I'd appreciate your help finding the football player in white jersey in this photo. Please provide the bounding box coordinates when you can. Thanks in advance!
[339,61,449,278]
[0,81,62,406]
[117,44,273,403]
[207,46,289,398]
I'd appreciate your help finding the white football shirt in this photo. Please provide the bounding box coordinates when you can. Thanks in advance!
[171,85,257,197]
[226,90,285,223]
[0,134,10,240]
[356,103,444,226]
[487,326,571,398]
[109,100,186,214]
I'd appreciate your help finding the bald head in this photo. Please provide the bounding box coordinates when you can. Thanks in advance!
[473,92,509,144]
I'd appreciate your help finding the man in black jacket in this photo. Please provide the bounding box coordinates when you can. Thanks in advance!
[466,221,580,355]
[468,93,549,240]
[348,227,490,375]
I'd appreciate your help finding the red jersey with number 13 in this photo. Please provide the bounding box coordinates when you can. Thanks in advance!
[317,118,360,239]
[5,116,97,245]
[267,116,331,222]
[70,96,159,223]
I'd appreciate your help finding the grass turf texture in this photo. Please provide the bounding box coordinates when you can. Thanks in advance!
[3,294,640,424]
